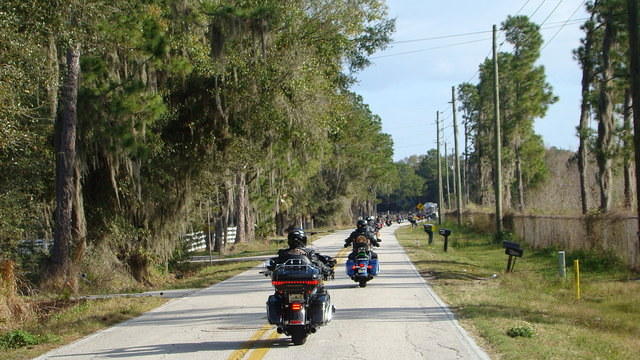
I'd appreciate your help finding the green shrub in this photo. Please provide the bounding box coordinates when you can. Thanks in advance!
[0,330,40,349]
[507,325,535,338]
[566,249,624,273]
[0,329,59,350]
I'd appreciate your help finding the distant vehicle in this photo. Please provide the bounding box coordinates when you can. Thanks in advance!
[424,203,439,220]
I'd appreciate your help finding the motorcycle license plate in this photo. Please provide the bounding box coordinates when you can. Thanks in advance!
[289,293,304,302]
[358,267,367,274]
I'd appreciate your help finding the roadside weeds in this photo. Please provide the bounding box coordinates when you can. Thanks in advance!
[396,223,640,360]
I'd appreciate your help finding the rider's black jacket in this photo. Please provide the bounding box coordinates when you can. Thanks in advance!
[344,228,380,249]
[268,246,335,277]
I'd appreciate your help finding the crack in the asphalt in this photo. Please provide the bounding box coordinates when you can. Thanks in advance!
[404,324,430,359]
[348,342,367,360]
[437,341,463,359]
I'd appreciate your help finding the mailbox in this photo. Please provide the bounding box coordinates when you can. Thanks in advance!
[502,241,523,272]
[505,247,523,257]
[438,228,451,252]
[423,224,434,245]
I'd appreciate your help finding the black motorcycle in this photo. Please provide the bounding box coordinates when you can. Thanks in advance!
[265,258,334,345]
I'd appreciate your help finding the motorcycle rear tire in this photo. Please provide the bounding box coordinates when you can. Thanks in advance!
[290,327,308,345]
[358,280,367,288]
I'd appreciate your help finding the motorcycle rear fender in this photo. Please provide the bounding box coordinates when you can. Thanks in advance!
[284,306,306,325]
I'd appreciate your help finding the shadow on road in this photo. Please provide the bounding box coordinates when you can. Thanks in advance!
[334,306,453,323]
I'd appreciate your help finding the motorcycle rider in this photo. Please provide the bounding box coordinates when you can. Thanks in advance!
[344,219,380,260]
[366,216,382,242]
[269,227,335,281]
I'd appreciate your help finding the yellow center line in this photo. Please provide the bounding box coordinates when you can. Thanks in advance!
[229,240,348,360]
[246,330,283,360]
[336,246,350,265]
[226,324,272,360]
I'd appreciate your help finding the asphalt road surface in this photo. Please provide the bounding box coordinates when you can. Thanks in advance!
[36,224,490,360]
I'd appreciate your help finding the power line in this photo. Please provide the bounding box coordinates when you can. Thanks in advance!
[379,21,583,61]
[371,38,489,59]
[540,0,564,26]
[515,0,533,15]
[541,0,586,50]
[391,30,490,45]
[530,0,547,18]
[389,18,585,45]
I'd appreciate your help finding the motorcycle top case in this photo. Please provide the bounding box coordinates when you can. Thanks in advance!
[271,257,322,293]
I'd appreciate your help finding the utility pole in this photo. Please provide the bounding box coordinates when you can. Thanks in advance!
[452,86,463,225]
[626,0,640,253]
[464,116,470,205]
[445,141,451,209]
[493,24,504,235]
[436,111,444,224]
[207,199,213,266]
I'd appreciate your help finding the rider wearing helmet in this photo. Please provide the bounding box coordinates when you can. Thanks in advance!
[365,216,382,242]
[270,227,335,279]
[344,219,379,260]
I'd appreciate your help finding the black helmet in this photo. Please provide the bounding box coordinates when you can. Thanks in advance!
[287,228,307,248]
[356,219,367,228]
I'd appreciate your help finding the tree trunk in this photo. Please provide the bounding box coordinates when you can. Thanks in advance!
[47,35,58,122]
[626,0,640,264]
[596,17,616,213]
[235,171,247,243]
[50,44,81,291]
[214,217,223,253]
[516,148,525,212]
[578,21,594,215]
[623,89,634,209]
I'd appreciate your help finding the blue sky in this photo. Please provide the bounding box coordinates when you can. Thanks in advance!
[353,0,589,161]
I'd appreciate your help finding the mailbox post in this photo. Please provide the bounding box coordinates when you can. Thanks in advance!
[423,224,434,245]
[438,228,451,252]
[502,241,523,272]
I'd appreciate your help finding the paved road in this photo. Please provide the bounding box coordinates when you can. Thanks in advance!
[36,225,490,360]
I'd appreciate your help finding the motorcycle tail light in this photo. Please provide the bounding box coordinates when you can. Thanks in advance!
[359,263,366,267]
[291,303,303,311]
[272,280,319,286]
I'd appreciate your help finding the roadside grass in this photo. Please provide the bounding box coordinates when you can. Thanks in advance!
[2,259,263,360]
[0,297,165,360]
[397,222,640,360]
[1,227,344,359]
[157,261,262,290]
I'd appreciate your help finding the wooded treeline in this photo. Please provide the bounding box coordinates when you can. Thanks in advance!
[0,0,396,289]
[383,1,640,220]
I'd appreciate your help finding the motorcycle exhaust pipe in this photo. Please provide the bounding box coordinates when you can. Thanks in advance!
[276,327,284,334]
[309,327,317,333]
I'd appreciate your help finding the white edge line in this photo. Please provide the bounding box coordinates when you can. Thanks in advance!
[395,224,492,360]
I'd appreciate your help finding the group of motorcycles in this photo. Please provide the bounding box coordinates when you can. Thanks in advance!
[262,217,389,345]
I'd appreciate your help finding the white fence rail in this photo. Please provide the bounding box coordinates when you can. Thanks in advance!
[182,227,238,253]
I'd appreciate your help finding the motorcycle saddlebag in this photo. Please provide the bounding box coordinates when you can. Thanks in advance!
[368,258,380,275]
[266,295,282,325]
[309,293,332,325]
[345,259,356,277]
